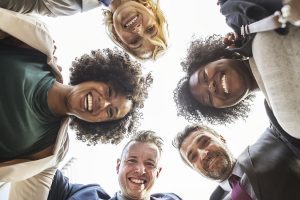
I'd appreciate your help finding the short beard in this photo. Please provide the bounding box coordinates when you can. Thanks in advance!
[204,151,233,180]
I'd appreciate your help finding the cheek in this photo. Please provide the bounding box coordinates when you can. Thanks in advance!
[114,27,131,44]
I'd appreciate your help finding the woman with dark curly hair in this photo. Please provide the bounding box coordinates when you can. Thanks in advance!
[69,48,152,145]
[173,35,258,125]
[0,9,152,199]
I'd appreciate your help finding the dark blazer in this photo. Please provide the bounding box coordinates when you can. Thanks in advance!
[48,170,182,200]
[219,0,283,56]
[210,102,300,200]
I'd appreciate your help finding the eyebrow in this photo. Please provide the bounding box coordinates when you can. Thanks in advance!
[115,107,120,118]
[132,43,143,50]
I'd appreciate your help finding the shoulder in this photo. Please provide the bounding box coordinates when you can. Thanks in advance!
[209,186,225,200]
[151,192,182,200]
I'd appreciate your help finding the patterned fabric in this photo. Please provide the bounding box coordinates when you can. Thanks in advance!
[229,175,252,200]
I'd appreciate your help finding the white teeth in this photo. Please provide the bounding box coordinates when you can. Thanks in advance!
[221,75,229,94]
[130,178,145,184]
[87,93,93,111]
[84,96,87,110]
[126,16,138,28]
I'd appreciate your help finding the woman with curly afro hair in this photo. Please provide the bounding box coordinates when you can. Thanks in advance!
[173,35,258,125]
[69,48,153,145]
[0,11,152,196]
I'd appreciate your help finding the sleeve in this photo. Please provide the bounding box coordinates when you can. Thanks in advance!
[8,167,57,200]
[48,170,111,200]
[220,0,282,56]
[0,0,101,17]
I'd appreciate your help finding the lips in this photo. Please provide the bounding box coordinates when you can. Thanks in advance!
[84,93,93,112]
[203,152,222,172]
[221,74,229,94]
[129,177,146,185]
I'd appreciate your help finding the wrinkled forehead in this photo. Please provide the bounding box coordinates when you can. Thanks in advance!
[121,141,161,160]
[180,130,202,155]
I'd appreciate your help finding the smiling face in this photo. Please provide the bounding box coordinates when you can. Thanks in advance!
[66,81,132,123]
[112,1,160,58]
[117,141,162,199]
[189,58,252,108]
[180,129,235,181]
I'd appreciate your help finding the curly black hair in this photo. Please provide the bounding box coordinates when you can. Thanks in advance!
[68,48,153,145]
[173,35,255,125]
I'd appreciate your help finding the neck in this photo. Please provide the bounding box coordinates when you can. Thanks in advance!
[47,81,72,117]
[118,192,150,200]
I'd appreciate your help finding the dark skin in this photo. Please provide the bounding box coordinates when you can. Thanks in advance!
[189,58,258,109]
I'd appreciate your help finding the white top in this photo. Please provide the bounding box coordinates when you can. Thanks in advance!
[250,26,300,139]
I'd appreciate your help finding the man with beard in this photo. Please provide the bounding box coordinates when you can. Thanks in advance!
[48,130,182,200]
[173,121,300,200]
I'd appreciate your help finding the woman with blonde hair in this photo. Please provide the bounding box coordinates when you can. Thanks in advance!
[0,0,168,60]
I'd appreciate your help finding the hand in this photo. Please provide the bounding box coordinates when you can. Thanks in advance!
[282,0,300,26]
[223,32,243,48]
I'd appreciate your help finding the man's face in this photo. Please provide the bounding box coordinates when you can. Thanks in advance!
[180,129,235,181]
[116,141,162,199]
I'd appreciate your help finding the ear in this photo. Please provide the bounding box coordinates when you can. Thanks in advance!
[219,135,226,143]
[116,158,121,174]
[156,167,162,178]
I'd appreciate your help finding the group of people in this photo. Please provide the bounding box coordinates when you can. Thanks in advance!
[0,0,299,200]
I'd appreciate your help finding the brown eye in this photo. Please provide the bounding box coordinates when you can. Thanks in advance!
[199,137,210,149]
[107,86,112,98]
[146,25,156,34]
[203,70,208,82]
[107,106,114,118]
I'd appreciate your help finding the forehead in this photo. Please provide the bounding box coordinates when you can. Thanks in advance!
[131,39,155,59]
[180,129,216,152]
[123,141,160,159]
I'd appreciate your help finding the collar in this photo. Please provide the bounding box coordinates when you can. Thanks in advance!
[219,163,243,191]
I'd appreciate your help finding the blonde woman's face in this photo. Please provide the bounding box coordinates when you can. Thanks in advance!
[112,1,159,58]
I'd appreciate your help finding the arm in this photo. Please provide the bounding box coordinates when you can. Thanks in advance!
[48,170,111,200]
[219,0,283,56]
[0,0,101,17]
[9,167,57,200]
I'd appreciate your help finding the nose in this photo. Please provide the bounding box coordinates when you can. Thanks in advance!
[208,80,216,93]
[102,99,111,109]
[198,149,208,161]
[132,24,143,34]
[134,163,146,174]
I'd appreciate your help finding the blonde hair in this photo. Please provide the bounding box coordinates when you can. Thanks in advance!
[103,0,168,60]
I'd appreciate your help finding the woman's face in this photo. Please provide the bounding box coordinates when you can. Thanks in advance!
[189,59,252,108]
[112,1,159,58]
[66,81,132,122]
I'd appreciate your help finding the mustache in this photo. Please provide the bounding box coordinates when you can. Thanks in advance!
[203,151,224,172]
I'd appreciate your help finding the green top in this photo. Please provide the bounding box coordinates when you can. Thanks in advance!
[0,41,61,162]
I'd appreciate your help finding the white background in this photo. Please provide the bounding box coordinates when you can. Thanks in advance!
[42,1,269,199]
